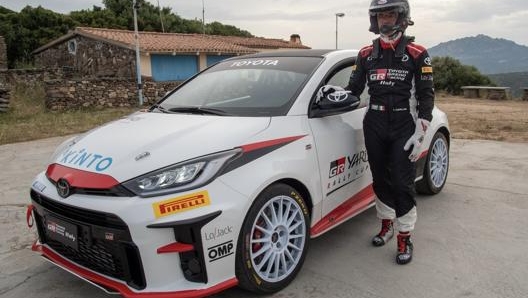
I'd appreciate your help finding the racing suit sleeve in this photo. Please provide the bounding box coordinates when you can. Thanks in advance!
[346,54,367,97]
[414,50,435,121]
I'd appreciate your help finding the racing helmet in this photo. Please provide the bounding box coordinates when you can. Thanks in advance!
[368,0,414,35]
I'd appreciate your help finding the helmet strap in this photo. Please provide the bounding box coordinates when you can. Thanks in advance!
[380,31,402,50]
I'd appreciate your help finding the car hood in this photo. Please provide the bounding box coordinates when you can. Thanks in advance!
[51,112,271,181]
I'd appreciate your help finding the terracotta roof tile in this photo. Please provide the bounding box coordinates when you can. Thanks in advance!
[75,27,309,54]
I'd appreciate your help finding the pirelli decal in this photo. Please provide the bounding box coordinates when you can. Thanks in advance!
[153,191,211,218]
[421,66,433,73]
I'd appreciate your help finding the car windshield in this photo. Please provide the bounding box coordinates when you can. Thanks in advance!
[158,56,322,116]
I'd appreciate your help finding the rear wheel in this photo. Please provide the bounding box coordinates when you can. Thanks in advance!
[235,183,309,294]
[416,132,449,194]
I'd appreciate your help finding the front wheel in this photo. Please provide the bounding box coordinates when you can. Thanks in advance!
[416,132,449,194]
[235,183,310,294]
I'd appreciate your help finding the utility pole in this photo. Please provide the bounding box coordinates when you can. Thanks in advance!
[335,13,345,49]
[202,0,205,35]
[157,0,165,33]
[133,0,143,106]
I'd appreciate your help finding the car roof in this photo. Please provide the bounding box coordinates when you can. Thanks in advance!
[234,49,336,59]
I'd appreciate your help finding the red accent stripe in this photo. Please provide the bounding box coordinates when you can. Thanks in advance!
[359,45,373,58]
[418,149,429,160]
[310,184,375,237]
[406,43,427,59]
[26,204,34,228]
[240,135,306,153]
[46,164,120,189]
[157,242,195,254]
[32,242,238,298]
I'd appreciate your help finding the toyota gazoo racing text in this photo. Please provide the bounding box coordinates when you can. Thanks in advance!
[27,50,450,297]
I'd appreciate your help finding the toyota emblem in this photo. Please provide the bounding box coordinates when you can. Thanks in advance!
[327,91,349,103]
[57,178,72,198]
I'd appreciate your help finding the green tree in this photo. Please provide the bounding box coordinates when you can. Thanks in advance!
[433,56,494,95]
[0,2,253,68]
[0,6,75,68]
[207,21,252,37]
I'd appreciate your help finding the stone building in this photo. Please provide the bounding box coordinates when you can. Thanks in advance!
[33,27,310,82]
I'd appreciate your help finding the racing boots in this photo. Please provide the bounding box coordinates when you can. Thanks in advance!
[372,219,394,247]
[396,232,413,265]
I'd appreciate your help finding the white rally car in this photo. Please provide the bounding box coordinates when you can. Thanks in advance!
[28,50,449,297]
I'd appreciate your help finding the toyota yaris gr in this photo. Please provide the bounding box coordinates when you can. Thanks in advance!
[27,49,449,297]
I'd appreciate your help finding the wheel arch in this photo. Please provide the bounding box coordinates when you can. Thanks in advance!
[437,125,451,148]
[273,178,313,219]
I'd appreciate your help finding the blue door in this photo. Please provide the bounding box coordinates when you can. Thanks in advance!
[206,55,235,66]
[151,55,198,81]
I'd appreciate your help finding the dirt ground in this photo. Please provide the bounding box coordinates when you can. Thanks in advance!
[435,94,528,142]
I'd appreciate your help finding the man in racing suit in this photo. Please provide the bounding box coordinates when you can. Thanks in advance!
[321,0,434,264]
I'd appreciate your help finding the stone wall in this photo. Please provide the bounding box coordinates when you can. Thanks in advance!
[0,36,6,70]
[34,35,136,78]
[44,78,180,110]
[0,87,9,112]
[0,37,9,111]
[0,68,65,86]
[0,68,180,111]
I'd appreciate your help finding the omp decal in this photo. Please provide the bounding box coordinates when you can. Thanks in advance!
[422,66,433,73]
[153,190,211,218]
[59,148,113,172]
[220,135,307,175]
[46,164,119,189]
[207,240,234,262]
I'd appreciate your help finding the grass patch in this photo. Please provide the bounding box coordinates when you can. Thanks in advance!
[0,82,138,145]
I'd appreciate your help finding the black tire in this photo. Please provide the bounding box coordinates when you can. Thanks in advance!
[416,132,449,194]
[235,183,310,294]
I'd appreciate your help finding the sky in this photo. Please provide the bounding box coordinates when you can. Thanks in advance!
[2,0,528,49]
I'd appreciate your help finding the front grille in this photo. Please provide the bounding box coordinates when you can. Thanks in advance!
[31,190,146,290]
[31,190,127,229]
[47,177,135,197]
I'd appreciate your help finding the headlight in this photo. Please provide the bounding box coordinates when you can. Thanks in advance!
[123,149,241,197]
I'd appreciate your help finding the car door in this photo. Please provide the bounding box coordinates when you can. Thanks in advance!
[308,59,374,233]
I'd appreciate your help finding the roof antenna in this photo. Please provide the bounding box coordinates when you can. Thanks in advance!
[157,0,165,33]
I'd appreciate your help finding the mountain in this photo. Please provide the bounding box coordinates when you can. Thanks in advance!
[428,34,528,75]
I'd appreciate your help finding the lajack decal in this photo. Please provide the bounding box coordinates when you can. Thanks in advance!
[204,225,234,242]
[152,190,211,218]
[327,150,369,195]
[59,148,113,172]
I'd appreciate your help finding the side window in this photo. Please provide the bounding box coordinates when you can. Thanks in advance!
[326,63,369,103]
[327,66,353,88]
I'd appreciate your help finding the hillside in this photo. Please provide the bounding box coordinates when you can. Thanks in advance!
[429,34,528,75]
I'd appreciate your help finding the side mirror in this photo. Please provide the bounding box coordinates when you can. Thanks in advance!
[310,91,360,118]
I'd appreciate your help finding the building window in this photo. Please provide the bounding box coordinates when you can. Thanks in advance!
[68,39,77,55]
